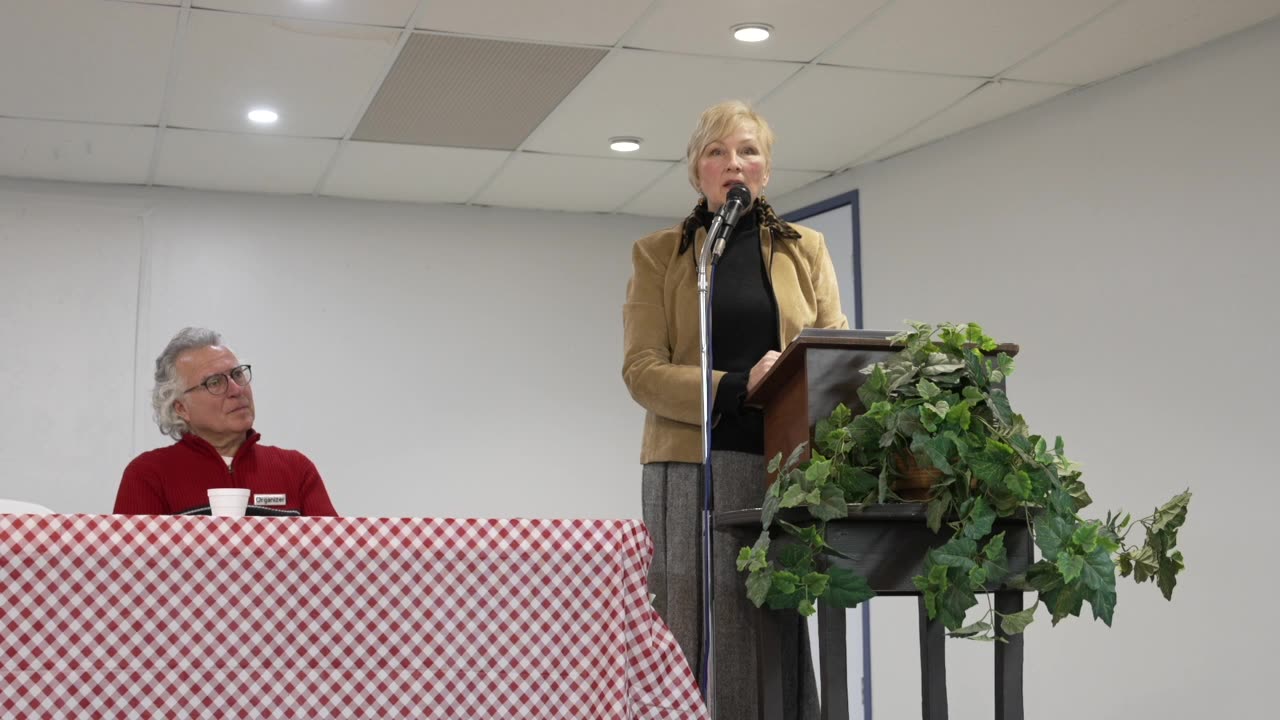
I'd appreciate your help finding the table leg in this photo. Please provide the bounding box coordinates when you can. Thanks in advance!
[994,592,1024,720]
[757,608,784,719]
[919,597,948,720]
[818,600,849,720]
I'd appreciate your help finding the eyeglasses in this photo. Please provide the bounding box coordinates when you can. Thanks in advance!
[183,365,252,396]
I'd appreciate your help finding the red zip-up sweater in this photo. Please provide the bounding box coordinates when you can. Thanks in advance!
[113,430,338,516]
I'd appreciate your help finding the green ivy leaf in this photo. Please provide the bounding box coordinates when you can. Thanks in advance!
[1072,522,1101,554]
[810,483,848,521]
[996,352,1015,376]
[803,571,830,597]
[780,484,809,509]
[767,452,783,475]
[797,597,816,617]
[736,531,771,573]
[945,400,973,430]
[1034,515,1074,562]
[805,458,833,486]
[948,620,992,639]
[917,435,953,475]
[824,567,876,609]
[1157,549,1185,601]
[830,403,853,427]
[838,465,878,498]
[931,537,979,572]
[778,543,810,570]
[968,438,1016,486]
[1033,436,1051,465]
[925,496,947,532]
[1056,552,1084,584]
[761,485,782,529]
[1043,583,1085,624]
[1127,546,1158,583]
[961,497,997,540]
[859,365,888,404]
[917,378,941,400]
[938,577,980,630]
[968,565,988,587]
[982,533,1009,584]
[783,442,809,472]
[773,570,800,595]
[1088,584,1117,626]
[1081,553,1117,590]
[964,349,989,387]
[987,388,1014,427]
[1151,490,1192,534]
[746,567,773,607]
[1000,606,1036,635]
[1003,471,1032,500]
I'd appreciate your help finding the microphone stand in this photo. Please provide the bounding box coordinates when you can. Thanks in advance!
[694,207,732,714]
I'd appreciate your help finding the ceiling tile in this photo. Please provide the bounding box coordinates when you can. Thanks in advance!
[523,49,799,160]
[616,164,694,218]
[474,152,672,213]
[415,0,652,45]
[763,169,830,200]
[626,0,885,62]
[863,80,1074,163]
[0,117,155,184]
[194,1,419,27]
[0,0,176,124]
[322,142,510,204]
[354,34,606,149]
[1009,0,1280,84]
[757,65,984,171]
[823,0,1115,77]
[167,10,399,137]
[154,129,337,194]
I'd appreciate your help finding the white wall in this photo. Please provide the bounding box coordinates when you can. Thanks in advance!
[0,179,667,520]
[779,16,1280,720]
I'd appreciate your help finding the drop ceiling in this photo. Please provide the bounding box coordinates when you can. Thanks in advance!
[1,0,1277,218]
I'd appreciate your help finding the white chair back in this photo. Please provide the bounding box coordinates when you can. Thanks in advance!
[0,499,55,515]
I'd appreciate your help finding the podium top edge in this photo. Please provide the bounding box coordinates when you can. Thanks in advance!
[791,328,1019,354]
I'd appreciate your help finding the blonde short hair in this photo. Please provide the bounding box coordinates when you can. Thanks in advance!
[686,100,775,193]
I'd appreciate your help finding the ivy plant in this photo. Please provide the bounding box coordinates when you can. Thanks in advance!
[737,321,1190,641]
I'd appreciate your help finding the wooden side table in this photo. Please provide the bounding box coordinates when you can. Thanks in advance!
[716,504,1033,720]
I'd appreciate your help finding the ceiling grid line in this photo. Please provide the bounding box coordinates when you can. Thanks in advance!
[143,0,193,187]
[842,0,1129,171]
[462,0,668,207]
[309,0,437,197]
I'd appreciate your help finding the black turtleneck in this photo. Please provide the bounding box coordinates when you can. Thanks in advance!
[706,205,780,454]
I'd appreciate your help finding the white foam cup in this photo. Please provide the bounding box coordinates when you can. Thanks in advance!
[207,488,251,518]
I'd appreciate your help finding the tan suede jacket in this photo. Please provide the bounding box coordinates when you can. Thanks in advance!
[622,219,848,464]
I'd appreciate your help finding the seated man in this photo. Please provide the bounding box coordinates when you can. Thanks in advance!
[114,327,337,516]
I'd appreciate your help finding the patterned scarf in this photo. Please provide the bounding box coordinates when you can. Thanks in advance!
[677,195,801,257]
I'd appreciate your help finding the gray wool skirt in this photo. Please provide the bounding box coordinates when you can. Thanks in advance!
[642,450,818,720]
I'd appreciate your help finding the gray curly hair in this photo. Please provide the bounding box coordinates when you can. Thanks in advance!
[152,327,224,440]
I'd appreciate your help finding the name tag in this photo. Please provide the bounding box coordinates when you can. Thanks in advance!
[253,493,287,507]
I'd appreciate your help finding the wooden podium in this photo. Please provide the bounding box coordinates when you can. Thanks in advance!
[720,329,1032,720]
[744,329,901,481]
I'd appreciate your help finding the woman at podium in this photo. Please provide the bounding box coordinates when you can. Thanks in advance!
[622,100,848,718]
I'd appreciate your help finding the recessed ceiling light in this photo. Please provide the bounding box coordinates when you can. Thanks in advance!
[247,108,279,124]
[609,137,642,153]
[732,23,773,43]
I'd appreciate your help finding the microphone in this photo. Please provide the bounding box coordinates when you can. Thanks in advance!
[707,183,753,263]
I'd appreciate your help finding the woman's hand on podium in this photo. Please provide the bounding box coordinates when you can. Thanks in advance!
[747,351,781,394]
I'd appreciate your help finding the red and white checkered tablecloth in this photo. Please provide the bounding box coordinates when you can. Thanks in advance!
[0,514,709,719]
